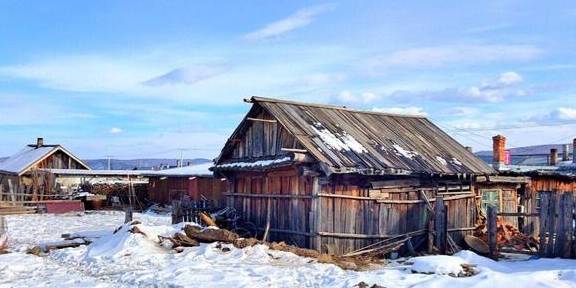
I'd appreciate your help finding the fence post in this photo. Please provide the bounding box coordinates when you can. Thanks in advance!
[434,196,447,254]
[124,207,133,224]
[539,192,550,257]
[0,216,5,236]
[487,205,497,260]
[172,200,181,225]
[557,193,574,258]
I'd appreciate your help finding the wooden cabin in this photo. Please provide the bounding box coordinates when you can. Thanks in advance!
[0,138,91,202]
[147,163,227,206]
[213,97,494,254]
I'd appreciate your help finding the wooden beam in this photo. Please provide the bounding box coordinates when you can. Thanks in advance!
[224,193,312,199]
[280,148,308,153]
[317,229,426,239]
[246,117,277,123]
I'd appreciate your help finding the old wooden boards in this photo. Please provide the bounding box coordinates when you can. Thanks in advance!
[487,206,497,260]
[538,192,575,258]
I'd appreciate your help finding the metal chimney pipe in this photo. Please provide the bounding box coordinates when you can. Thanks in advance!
[36,137,44,148]
[573,138,576,164]
[563,144,570,161]
[550,148,558,166]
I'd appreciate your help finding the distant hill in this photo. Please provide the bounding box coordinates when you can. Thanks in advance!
[476,144,573,166]
[0,157,6,163]
[84,158,212,170]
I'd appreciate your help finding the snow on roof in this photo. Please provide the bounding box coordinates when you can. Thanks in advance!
[42,169,146,176]
[0,146,58,175]
[214,157,292,170]
[146,162,214,177]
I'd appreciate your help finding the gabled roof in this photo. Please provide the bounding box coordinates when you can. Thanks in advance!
[217,96,494,176]
[0,144,91,176]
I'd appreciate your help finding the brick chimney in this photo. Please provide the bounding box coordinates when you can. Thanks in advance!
[563,144,570,161]
[36,137,44,148]
[492,135,506,169]
[550,148,558,166]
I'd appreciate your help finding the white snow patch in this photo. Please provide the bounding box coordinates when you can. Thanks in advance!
[436,156,448,165]
[216,157,292,169]
[3,213,576,287]
[311,124,367,153]
[411,255,466,275]
[393,144,418,159]
[451,158,463,166]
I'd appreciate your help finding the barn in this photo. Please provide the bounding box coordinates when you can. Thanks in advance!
[212,97,494,254]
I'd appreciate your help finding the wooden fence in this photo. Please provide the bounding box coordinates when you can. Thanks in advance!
[487,191,576,259]
[538,192,575,258]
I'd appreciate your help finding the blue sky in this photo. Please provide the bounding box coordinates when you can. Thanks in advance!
[0,0,575,159]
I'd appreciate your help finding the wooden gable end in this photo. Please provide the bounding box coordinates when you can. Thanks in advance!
[31,149,89,171]
[223,107,306,162]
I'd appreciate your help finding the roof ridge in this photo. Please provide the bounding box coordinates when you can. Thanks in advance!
[248,96,427,119]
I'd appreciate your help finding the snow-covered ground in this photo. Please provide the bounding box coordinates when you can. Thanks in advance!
[1,211,576,288]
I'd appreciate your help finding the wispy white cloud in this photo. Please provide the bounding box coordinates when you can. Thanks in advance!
[367,45,541,71]
[244,4,333,40]
[142,65,229,86]
[335,90,379,104]
[372,106,427,116]
[377,71,528,103]
[109,127,123,134]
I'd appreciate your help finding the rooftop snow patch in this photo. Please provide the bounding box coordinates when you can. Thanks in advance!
[311,123,367,154]
[215,157,292,169]
[146,162,214,176]
[0,146,57,174]
[393,144,418,159]
[436,156,448,166]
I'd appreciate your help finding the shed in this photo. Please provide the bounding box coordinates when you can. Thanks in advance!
[146,163,227,206]
[213,97,493,254]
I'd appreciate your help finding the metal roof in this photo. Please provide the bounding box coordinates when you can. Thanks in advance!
[219,96,494,175]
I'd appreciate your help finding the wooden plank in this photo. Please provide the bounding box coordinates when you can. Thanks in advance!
[487,205,497,260]
[434,196,447,254]
[539,192,550,257]
[317,229,426,239]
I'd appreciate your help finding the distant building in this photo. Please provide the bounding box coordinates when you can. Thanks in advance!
[145,163,227,206]
[0,138,91,201]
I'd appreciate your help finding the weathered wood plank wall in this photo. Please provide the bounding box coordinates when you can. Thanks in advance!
[227,171,477,255]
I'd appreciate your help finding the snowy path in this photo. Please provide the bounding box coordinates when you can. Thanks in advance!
[1,211,576,287]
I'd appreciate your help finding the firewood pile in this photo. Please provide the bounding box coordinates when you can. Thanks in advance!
[159,213,381,270]
[473,217,539,252]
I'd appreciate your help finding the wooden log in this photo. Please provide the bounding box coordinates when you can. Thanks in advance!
[487,205,497,260]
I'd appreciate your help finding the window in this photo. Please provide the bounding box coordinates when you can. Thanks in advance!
[481,189,501,213]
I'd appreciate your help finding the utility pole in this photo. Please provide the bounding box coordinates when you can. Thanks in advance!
[177,149,185,167]
[105,155,113,170]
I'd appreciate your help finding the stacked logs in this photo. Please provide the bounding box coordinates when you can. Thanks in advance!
[473,217,539,252]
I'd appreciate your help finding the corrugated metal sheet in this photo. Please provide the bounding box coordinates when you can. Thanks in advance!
[248,96,494,175]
